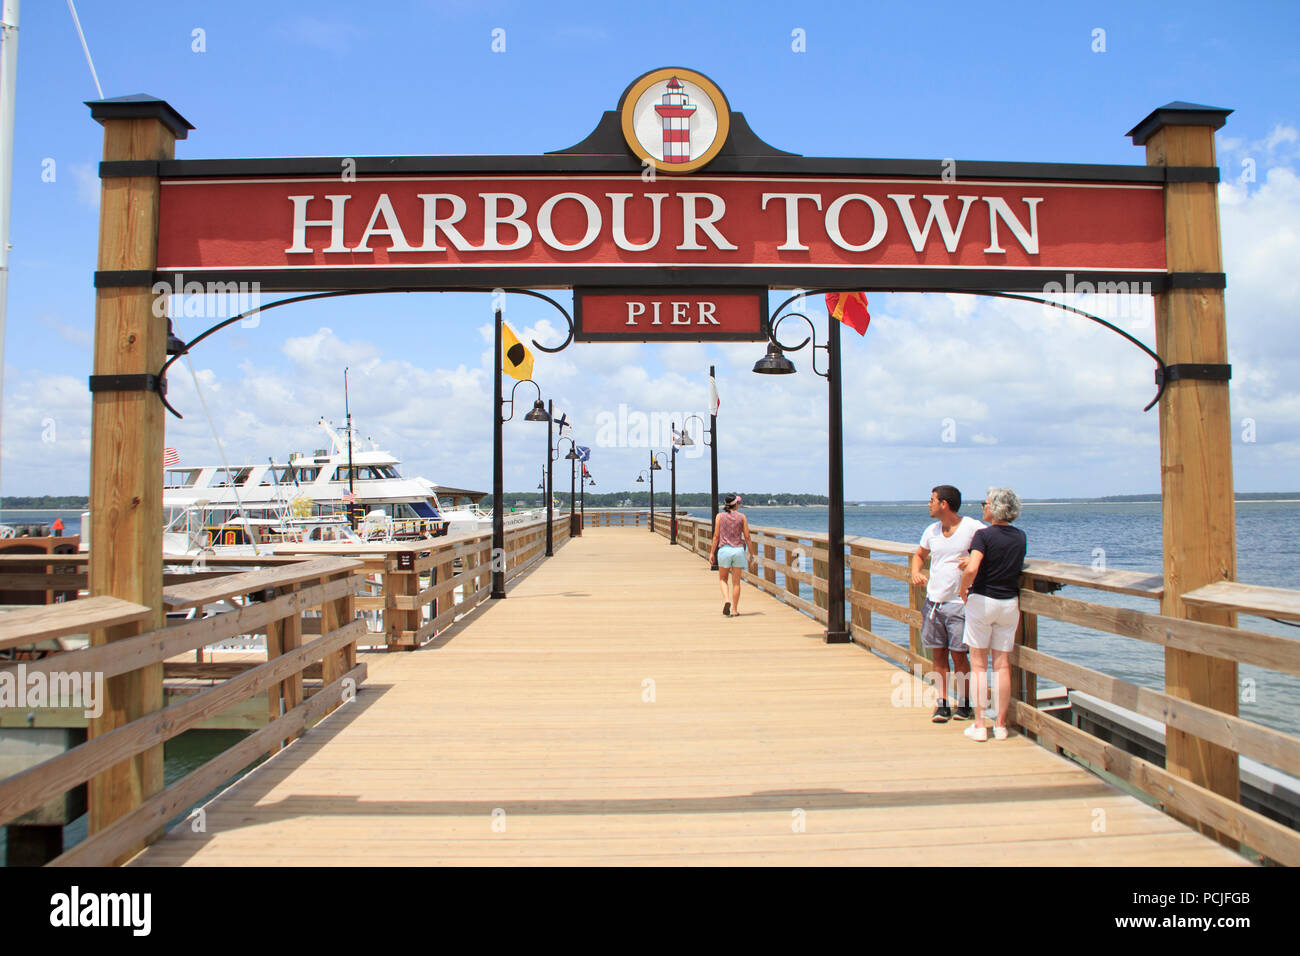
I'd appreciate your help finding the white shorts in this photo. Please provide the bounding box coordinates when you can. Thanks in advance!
[963,593,1020,652]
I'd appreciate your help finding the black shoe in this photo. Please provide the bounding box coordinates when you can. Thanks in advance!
[953,704,974,721]
[723,602,731,616]
[931,703,952,723]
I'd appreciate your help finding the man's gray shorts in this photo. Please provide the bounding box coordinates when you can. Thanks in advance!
[921,599,968,652]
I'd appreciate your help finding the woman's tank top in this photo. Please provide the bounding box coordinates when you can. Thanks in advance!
[717,510,746,547]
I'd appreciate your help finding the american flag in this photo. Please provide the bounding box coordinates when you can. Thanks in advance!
[163,447,180,467]
[342,491,357,503]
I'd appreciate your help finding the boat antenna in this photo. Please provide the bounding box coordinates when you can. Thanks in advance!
[345,367,356,529]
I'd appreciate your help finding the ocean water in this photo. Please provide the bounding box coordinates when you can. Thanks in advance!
[685,501,1300,737]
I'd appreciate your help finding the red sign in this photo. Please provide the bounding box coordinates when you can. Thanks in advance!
[156,175,1166,276]
[576,289,763,341]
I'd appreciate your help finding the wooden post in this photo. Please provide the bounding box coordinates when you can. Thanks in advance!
[784,537,800,600]
[908,577,926,659]
[813,543,828,617]
[1131,102,1240,840]
[850,544,871,634]
[763,542,776,587]
[265,583,303,753]
[1014,595,1037,740]
[85,96,193,860]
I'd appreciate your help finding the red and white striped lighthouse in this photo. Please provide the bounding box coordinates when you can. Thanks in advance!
[654,76,696,164]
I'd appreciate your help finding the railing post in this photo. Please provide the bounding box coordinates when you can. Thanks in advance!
[812,537,829,619]
[908,574,926,659]
[319,572,357,714]
[85,96,192,860]
[763,539,776,588]
[1013,579,1038,740]
[850,544,871,635]
[784,536,800,601]
[265,582,304,754]
[1137,103,1240,842]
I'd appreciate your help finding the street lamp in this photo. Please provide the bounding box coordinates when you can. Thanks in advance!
[680,412,716,569]
[753,307,849,644]
[647,451,667,535]
[493,305,549,600]
[554,435,581,544]
[580,470,594,531]
[668,422,690,546]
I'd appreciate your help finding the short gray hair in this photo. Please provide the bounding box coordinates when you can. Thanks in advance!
[985,487,1021,522]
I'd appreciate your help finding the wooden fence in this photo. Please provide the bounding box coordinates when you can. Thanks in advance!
[582,509,651,528]
[0,556,365,865]
[0,514,570,864]
[657,513,1300,866]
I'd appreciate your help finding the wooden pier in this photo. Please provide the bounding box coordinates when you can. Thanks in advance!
[121,527,1246,866]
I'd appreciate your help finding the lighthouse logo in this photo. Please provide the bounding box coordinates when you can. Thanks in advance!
[620,68,731,174]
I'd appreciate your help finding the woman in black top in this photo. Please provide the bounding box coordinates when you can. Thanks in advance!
[958,487,1028,742]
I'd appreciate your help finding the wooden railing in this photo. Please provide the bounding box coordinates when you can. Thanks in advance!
[269,515,567,650]
[657,513,1300,865]
[0,513,572,864]
[582,509,650,528]
[0,556,366,865]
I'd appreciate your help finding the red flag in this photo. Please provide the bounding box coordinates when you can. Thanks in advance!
[163,447,180,467]
[825,292,870,335]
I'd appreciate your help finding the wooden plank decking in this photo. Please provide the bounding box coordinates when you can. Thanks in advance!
[130,529,1248,866]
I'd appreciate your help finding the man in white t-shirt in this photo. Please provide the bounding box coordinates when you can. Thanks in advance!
[911,485,985,723]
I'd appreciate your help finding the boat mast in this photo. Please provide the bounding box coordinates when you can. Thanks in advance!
[344,366,356,528]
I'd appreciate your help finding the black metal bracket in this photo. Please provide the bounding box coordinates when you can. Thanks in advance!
[88,373,166,396]
[1156,363,1232,386]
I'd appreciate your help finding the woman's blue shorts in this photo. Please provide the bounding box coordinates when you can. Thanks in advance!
[717,545,747,568]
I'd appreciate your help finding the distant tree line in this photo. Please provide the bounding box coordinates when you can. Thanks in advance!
[488,491,833,509]
[1,496,90,508]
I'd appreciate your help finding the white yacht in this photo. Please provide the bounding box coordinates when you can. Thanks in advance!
[160,418,451,550]
[153,418,543,552]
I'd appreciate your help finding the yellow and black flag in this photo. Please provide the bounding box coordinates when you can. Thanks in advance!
[502,323,535,381]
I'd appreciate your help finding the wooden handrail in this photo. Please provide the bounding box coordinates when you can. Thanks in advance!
[653,512,1300,861]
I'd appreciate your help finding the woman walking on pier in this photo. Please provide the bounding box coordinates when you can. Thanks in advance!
[959,487,1028,742]
[709,494,755,616]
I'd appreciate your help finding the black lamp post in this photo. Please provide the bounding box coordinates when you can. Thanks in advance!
[679,413,714,568]
[493,306,549,600]
[647,451,666,534]
[669,421,686,546]
[753,308,850,644]
[555,436,580,541]
[580,470,594,530]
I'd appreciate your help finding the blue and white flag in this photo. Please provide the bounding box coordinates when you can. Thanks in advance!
[554,411,571,435]
[576,445,591,462]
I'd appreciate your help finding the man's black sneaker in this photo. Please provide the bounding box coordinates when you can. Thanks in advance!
[953,704,974,720]
[931,703,952,723]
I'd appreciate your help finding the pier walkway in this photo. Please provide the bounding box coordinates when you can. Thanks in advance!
[130,528,1244,866]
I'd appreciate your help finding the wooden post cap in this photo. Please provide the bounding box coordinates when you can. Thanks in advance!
[85,94,194,139]
[1127,101,1232,146]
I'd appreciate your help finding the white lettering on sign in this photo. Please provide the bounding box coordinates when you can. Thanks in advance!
[537,192,603,251]
[887,194,978,253]
[761,193,823,251]
[609,192,667,251]
[623,301,726,326]
[415,194,475,251]
[676,193,737,251]
[352,193,416,252]
[276,188,1055,261]
[983,197,1043,254]
[825,194,888,252]
[479,193,532,251]
[285,195,352,253]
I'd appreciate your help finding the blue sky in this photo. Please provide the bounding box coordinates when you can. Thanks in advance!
[3,1,1298,499]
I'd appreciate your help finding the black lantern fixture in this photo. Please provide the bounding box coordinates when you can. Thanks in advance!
[752,341,797,375]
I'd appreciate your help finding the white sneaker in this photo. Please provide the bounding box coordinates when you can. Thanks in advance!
[992,726,1009,740]
[963,725,988,742]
